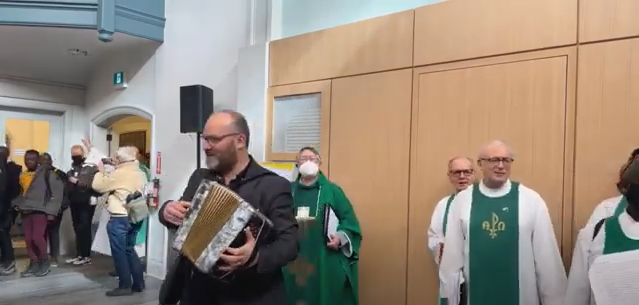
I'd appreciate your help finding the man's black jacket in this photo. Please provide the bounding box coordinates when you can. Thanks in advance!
[158,157,299,305]
[0,161,21,219]
[66,164,100,204]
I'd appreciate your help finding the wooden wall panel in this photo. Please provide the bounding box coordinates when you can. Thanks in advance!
[579,0,639,43]
[329,69,413,305]
[407,49,576,305]
[413,0,577,66]
[574,39,639,232]
[269,10,414,86]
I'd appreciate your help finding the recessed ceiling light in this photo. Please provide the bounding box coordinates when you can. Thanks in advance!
[67,49,90,56]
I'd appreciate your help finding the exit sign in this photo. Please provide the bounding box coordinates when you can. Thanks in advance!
[113,71,127,89]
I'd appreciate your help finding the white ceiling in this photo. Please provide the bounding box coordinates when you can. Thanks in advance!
[0,25,159,87]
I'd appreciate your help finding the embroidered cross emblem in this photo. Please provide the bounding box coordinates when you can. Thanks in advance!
[288,256,315,286]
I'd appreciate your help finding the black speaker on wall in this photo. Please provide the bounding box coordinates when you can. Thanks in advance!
[180,85,214,134]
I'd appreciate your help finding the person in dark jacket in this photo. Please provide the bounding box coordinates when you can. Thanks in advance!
[64,145,99,266]
[40,153,68,267]
[14,149,64,277]
[158,110,299,305]
[0,146,21,275]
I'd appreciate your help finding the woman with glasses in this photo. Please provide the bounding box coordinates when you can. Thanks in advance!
[283,146,362,305]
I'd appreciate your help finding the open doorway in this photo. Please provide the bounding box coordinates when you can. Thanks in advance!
[90,114,152,263]
[0,106,65,268]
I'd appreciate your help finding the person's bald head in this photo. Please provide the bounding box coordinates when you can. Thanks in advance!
[71,145,85,157]
[478,140,514,159]
[477,140,514,188]
[204,111,250,148]
[448,156,475,192]
[202,110,250,173]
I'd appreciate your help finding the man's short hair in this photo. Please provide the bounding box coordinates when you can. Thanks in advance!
[25,149,39,157]
[220,110,251,147]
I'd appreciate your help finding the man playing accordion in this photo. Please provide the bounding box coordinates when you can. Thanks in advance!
[159,110,299,305]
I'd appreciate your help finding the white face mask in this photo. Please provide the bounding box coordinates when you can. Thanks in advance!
[298,161,319,177]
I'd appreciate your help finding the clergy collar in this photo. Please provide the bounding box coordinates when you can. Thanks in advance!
[478,179,512,198]
[618,211,639,240]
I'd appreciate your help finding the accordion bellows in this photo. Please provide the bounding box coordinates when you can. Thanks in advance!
[173,180,259,273]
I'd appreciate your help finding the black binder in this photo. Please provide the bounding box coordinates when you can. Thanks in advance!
[322,204,338,243]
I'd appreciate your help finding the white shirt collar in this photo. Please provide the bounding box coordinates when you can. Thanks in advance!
[618,211,639,240]
[478,179,512,198]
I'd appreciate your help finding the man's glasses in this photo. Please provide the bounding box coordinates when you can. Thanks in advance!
[298,156,320,163]
[449,169,474,177]
[479,157,514,166]
[200,133,239,145]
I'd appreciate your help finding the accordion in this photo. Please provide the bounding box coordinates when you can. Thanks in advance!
[172,180,273,275]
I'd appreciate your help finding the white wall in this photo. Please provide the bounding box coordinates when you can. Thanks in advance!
[84,0,251,278]
[237,43,268,161]
[0,77,87,170]
[275,0,442,39]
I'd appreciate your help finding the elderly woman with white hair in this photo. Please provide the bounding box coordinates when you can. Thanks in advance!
[89,146,148,297]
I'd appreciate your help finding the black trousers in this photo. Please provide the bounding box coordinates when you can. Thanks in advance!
[46,215,61,258]
[70,203,96,257]
[0,213,14,264]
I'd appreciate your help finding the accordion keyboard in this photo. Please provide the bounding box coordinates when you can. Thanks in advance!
[181,184,243,264]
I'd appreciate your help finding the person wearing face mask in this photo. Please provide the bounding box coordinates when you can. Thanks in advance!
[428,156,475,305]
[65,144,99,266]
[283,147,362,305]
[584,148,639,225]
[40,152,69,267]
[0,146,21,276]
[564,154,639,305]
[439,140,566,305]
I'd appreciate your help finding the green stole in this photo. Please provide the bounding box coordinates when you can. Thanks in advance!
[283,173,361,305]
[438,194,456,305]
[613,196,628,217]
[603,214,639,254]
[468,182,520,305]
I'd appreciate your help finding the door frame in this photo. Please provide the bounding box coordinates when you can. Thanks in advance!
[0,96,79,171]
[89,106,167,280]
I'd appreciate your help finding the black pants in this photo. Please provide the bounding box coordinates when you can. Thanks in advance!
[0,214,14,264]
[46,215,61,258]
[70,203,96,257]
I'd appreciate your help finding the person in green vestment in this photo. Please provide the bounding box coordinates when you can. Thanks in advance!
[439,140,566,305]
[283,147,362,305]
[428,156,475,305]
[586,148,639,225]
[565,154,639,305]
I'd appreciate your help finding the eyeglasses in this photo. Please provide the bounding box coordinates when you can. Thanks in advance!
[200,133,239,145]
[298,156,320,163]
[449,169,474,177]
[479,157,514,166]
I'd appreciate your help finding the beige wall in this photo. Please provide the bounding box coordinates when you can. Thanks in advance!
[267,1,639,304]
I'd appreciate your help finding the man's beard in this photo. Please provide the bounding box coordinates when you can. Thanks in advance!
[205,148,238,175]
